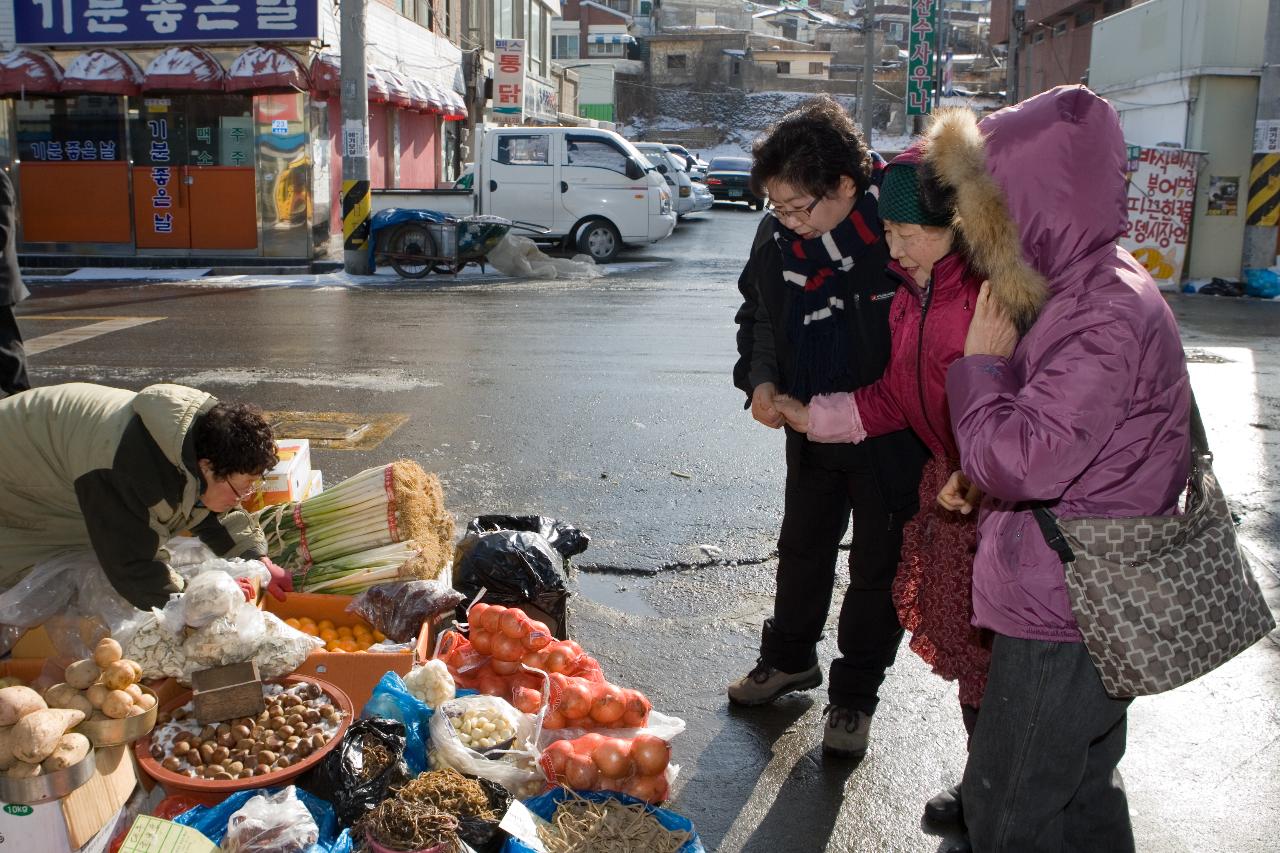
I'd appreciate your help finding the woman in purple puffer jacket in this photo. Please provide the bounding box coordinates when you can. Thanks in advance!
[939,87,1191,851]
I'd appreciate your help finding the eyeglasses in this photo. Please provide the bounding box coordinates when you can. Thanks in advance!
[765,194,823,223]
[224,476,265,503]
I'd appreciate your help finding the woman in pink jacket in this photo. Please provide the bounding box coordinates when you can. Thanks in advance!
[774,127,1048,835]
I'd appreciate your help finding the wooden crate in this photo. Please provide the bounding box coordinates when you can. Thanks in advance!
[191,661,265,724]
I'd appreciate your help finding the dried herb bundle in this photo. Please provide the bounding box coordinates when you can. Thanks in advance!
[358,798,459,851]
[536,789,691,853]
[357,739,394,784]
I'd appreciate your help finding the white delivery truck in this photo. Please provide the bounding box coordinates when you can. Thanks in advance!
[371,125,675,262]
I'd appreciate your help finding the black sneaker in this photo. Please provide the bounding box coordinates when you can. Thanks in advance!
[726,659,823,706]
[925,783,963,824]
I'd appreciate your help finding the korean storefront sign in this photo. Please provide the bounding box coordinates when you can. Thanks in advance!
[27,137,117,161]
[1120,145,1199,291]
[906,0,939,116]
[146,116,174,236]
[524,77,558,123]
[14,0,319,46]
[494,39,526,120]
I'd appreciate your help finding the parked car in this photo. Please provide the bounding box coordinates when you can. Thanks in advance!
[372,126,675,262]
[663,143,708,181]
[634,142,710,218]
[705,156,761,209]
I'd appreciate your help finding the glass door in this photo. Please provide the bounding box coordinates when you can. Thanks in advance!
[186,95,257,250]
[130,98,190,250]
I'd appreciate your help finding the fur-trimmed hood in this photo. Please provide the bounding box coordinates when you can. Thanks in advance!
[921,85,1129,331]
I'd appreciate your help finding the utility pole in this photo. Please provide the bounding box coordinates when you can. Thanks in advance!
[1006,0,1022,106]
[341,0,372,275]
[862,0,875,146]
[1244,0,1280,269]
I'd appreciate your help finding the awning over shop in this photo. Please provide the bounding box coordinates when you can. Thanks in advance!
[366,68,390,103]
[441,87,466,120]
[143,46,225,92]
[589,34,635,44]
[62,48,144,97]
[379,69,413,108]
[406,78,436,112]
[226,45,309,93]
[309,52,340,97]
[0,48,63,96]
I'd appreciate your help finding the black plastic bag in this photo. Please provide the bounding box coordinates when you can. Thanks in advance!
[299,718,413,828]
[457,776,514,853]
[465,515,590,559]
[454,517,584,639]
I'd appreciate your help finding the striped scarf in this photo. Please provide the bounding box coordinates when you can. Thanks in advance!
[775,169,884,403]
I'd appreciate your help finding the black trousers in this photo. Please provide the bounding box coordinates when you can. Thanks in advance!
[0,305,29,397]
[760,436,910,716]
[963,635,1134,853]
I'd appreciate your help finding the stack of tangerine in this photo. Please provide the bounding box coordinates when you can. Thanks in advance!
[283,617,386,653]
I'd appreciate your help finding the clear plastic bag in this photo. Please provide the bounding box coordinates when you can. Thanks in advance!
[176,571,246,629]
[427,695,543,798]
[181,605,266,676]
[221,786,319,853]
[256,613,325,680]
[346,581,464,644]
[0,551,145,659]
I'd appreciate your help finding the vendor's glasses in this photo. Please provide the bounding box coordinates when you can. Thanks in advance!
[765,194,822,223]
[225,476,265,503]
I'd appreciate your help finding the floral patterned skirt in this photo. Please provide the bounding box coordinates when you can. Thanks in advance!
[892,456,991,707]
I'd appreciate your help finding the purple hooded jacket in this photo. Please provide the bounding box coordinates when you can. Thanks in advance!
[945,87,1192,642]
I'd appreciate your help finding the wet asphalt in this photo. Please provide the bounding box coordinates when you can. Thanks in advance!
[16,205,1280,852]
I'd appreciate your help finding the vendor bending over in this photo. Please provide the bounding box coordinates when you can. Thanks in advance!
[0,382,293,610]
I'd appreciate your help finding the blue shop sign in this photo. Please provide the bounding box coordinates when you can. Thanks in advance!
[13,0,320,46]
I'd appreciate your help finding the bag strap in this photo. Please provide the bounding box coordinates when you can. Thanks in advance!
[1032,506,1076,564]
[1189,391,1212,464]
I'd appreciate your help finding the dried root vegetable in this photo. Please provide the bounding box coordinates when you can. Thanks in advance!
[536,788,691,853]
[356,798,459,852]
[397,768,495,820]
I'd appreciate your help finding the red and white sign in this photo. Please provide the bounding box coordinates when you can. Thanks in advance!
[494,38,525,120]
[1120,145,1199,291]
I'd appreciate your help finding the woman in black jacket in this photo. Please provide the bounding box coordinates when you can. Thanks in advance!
[729,96,927,758]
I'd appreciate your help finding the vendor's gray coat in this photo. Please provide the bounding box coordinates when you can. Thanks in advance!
[0,382,267,609]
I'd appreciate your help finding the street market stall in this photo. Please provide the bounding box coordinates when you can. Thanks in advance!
[0,449,703,853]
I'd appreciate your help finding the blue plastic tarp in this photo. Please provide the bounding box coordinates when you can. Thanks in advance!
[500,789,705,853]
[367,207,454,272]
[173,785,354,852]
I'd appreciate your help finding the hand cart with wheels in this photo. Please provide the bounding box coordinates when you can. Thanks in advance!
[370,208,545,278]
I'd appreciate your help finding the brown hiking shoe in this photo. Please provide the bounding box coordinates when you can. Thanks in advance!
[727,659,823,706]
[822,704,872,758]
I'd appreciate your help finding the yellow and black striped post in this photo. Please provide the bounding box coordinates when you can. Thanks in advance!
[342,179,371,251]
[1247,153,1280,227]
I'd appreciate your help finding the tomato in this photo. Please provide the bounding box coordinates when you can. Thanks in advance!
[630,735,670,776]
[559,681,593,719]
[563,753,599,790]
[469,630,493,656]
[592,738,633,778]
[589,684,626,725]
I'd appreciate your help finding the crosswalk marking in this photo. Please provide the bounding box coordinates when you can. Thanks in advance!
[23,316,165,356]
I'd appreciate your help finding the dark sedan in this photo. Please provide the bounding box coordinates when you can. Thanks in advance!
[705,156,762,209]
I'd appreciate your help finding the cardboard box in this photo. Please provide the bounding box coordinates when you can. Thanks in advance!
[244,438,311,512]
[0,746,139,852]
[303,469,324,500]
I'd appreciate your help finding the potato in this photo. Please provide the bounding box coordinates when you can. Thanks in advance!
[102,690,133,720]
[126,704,147,718]
[86,684,109,709]
[100,661,135,692]
[0,677,24,689]
[123,683,143,703]
[43,684,94,718]
[12,709,85,764]
[123,660,143,682]
[92,638,123,668]
[40,733,90,772]
[64,659,102,690]
[134,692,157,712]
[0,686,47,726]
[6,761,41,778]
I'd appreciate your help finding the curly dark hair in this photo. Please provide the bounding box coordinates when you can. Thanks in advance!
[193,402,278,479]
[750,95,873,200]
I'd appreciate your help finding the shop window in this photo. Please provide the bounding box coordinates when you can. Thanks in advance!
[127,94,253,169]
[496,134,550,165]
[666,53,687,70]
[589,41,623,57]
[16,95,125,163]
[777,61,791,74]
[809,62,824,75]
[563,135,628,174]
[1053,20,1068,37]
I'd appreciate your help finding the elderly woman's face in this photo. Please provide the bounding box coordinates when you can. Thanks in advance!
[883,220,954,289]
[764,175,858,239]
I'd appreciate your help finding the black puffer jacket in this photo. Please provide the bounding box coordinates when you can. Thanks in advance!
[734,215,927,512]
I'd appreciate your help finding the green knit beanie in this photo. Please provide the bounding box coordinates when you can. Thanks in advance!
[878,163,952,227]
